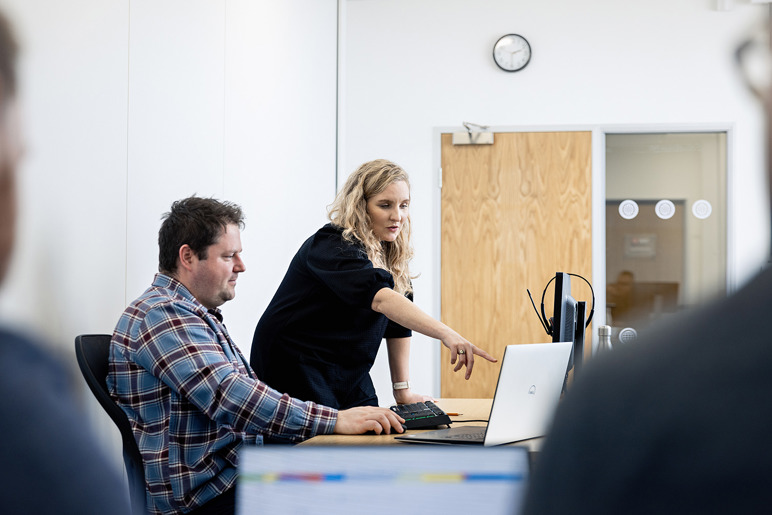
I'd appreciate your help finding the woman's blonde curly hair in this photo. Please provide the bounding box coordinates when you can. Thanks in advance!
[327,159,414,295]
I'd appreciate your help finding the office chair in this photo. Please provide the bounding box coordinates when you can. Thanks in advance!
[74,334,147,515]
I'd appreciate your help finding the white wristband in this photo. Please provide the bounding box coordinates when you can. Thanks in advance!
[392,381,410,390]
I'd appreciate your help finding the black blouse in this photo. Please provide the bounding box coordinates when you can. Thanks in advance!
[250,224,411,409]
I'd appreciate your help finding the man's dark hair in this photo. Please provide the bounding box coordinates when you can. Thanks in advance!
[158,196,245,275]
[0,10,17,101]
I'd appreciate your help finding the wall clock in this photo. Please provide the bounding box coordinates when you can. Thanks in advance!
[493,34,531,72]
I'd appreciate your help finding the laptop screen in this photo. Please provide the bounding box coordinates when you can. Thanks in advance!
[237,445,530,514]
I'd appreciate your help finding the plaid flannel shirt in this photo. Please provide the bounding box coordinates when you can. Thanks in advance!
[108,273,337,514]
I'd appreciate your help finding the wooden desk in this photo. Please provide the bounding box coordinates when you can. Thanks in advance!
[298,398,543,452]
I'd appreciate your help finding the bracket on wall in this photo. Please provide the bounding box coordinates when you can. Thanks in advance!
[453,121,494,145]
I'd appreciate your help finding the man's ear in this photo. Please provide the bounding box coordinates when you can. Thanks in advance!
[178,244,196,273]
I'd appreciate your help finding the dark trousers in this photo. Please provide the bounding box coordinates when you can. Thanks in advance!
[186,486,236,515]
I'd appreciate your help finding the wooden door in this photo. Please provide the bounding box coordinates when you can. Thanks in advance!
[440,131,593,398]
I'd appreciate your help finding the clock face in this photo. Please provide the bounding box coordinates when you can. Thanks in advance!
[493,34,531,72]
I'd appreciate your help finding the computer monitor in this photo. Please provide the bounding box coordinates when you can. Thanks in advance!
[237,445,531,515]
[551,272,576,344]
[529,271,592,386]
[549,272,586,379]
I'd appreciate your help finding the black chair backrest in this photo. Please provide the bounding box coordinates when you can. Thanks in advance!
[75,334,147,515]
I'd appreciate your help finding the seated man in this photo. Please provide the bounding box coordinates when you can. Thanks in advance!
[108,196,404,515]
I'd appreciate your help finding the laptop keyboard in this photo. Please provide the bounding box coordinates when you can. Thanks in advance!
[444,428,485,440]
[390,401,452,429]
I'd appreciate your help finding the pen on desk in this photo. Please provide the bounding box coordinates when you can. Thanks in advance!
[445,412,462,416]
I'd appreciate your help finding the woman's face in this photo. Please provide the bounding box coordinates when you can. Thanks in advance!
[366,180,410,242]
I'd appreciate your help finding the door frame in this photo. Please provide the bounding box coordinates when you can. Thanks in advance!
[431,122,735,388]
[596,123,736,337]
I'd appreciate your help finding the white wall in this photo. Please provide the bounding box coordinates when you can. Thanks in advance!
[341,0,769,402]
[0,0,337,466]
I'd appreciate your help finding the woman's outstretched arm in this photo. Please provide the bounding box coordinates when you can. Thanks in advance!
[372,287,496,380]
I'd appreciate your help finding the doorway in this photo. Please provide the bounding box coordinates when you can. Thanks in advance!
[439,131,593,398]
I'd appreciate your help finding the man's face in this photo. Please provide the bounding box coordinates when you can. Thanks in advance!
[187,223,246,309]
[0,100,23,285]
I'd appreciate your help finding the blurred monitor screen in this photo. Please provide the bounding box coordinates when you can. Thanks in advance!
[236,445,530,515]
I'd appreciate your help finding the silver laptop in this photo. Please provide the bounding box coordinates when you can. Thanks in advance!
[395,342,572,446]
[237,445,530,515]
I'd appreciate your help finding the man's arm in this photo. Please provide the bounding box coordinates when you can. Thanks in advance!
[134,303,335,441]
[135,302,404,438]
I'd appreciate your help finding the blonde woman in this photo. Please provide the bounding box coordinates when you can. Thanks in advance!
[250,159,496,409]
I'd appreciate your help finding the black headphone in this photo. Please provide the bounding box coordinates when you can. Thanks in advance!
[527,273,595,337]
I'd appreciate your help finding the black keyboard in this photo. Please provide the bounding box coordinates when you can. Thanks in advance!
[390,401,452,429]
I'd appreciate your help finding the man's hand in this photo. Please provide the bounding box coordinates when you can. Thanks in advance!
[334,406,405,435]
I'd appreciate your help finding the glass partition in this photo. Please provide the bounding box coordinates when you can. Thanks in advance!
[605,132,727,342]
